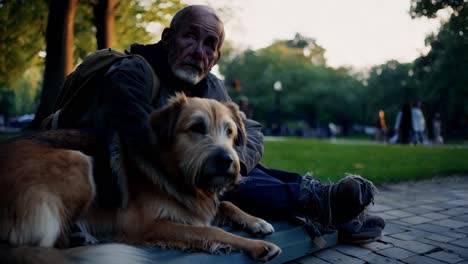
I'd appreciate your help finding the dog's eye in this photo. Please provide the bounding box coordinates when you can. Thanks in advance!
[226,127,233,137]
[190,122,206,134]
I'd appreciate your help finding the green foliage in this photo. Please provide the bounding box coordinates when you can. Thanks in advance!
[0,0,48,90]
[0,67,42,117]
[0,89,14,117]
[74,0,186,62]
[74,2,96,62]
[13,67,42,115]
[262,138,468,184]
[285,33,326,65]
[364,61,415,128]
[115,0,186,50]
[1,0,186,117]
[411,1,468,133]
[219,34,365,130]
[9,1,190,67]
[220,11,468,136]
[2,0,466,138]
[410,0,466,18]
[0,1,46,118]
[362,0,468,134]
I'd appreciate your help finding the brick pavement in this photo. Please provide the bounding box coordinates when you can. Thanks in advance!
[291,175,468,264]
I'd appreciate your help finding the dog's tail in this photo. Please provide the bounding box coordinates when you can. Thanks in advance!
[0,244,154,264]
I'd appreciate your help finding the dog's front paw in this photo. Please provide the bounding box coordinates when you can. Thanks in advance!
[248,240,281,262]
[246,218,275,236]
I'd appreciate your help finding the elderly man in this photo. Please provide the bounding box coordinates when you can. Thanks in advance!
[63,5,384,246]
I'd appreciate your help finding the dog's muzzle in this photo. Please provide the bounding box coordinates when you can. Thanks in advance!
[199,148,239,190]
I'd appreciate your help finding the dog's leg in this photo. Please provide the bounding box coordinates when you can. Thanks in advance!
[128,220,281,262]
[216,201,275,237]
[1,148,95,247]
[7,191,64,247]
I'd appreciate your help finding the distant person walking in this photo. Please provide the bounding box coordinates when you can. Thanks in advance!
[375,110,387,143]
[396,103,413,144]
[411,101,426,144]
[432,113,444,144]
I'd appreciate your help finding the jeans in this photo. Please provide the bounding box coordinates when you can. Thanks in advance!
[223,164,302,220]
[413,131,425,144]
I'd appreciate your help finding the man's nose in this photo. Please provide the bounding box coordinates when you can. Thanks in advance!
[192,42,204,60]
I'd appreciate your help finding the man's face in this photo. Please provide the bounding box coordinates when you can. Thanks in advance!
[166,14,223,85]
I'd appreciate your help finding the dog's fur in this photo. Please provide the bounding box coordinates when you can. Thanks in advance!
[0,94,281,262]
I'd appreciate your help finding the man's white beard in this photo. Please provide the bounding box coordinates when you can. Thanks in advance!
[173,68,202,85]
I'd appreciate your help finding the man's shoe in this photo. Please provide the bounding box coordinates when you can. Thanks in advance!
[298,173,377,228]
[338,214,385,244]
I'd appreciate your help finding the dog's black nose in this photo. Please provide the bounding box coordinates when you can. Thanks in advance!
[216,151,234,171]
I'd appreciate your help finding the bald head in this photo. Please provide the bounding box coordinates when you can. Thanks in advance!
[161,5,225,85]
[169,5,225,49]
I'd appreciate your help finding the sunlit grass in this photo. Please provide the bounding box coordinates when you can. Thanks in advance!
[2,132,467,184]
[262,137,468,184]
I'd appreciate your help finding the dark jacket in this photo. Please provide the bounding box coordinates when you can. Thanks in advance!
[100,41,264,175]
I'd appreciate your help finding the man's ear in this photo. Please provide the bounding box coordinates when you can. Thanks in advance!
[161,28,172,46]
[149,93,188,148]
[209,51,221,72]
[214,50,221,66]
[225,102,246,147]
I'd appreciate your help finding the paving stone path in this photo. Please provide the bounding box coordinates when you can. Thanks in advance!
[292,175,468,264]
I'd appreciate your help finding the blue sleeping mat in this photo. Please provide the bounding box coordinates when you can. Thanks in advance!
[132,221,337,263]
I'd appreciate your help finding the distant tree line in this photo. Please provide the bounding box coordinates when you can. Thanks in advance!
[219,1,468,137]
[0,0,185,127]
[0,0,466,137]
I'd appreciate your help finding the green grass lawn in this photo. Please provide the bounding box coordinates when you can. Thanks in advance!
[261,137,468,184]
[0,132,22,142]
[2,132,468,184]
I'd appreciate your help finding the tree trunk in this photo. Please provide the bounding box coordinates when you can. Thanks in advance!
[94,0,118,49]
[30,0,77,129]
[64,0,78,75]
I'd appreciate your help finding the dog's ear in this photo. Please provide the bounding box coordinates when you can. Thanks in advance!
[149,93,188,148]
[225,102,247,147]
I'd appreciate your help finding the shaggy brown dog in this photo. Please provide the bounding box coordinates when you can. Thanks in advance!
[0,94,281,262]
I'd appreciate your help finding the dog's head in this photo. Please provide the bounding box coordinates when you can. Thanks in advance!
[149,93,246,193]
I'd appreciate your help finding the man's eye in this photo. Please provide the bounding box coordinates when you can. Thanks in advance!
[205,39,217,50]
[190,123,206,134]
[185,33,196,39]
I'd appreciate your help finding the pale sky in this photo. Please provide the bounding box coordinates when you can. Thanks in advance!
[182,0,446,69]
